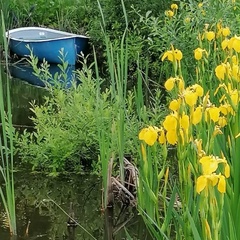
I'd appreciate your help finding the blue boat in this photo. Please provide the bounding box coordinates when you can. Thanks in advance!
[6,27,89,65]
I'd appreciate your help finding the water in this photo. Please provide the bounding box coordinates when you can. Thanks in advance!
[0,172,150,240]
[1,64,47,127]
[0,66,151,239]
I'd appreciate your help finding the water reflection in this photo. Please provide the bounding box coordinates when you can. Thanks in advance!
[8,61,76,88]
[1,64,47,127]
[0,172,150,240]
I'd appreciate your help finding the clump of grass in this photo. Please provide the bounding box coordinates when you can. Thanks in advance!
[0,10,17,236]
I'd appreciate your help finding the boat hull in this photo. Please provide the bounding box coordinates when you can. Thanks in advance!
[7,27,89,65]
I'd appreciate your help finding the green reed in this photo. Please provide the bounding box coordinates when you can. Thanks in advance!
[95,0,129,208]
[94,47,113,208]
[0,11,17,235]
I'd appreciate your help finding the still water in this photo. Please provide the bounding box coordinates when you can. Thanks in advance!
[1,63,47,127]
[0,65,151,240]
[0,172,149,240]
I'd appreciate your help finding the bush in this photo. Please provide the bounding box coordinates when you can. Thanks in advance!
[15,56,166,175]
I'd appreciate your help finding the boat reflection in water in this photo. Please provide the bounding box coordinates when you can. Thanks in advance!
[9,61,76,88]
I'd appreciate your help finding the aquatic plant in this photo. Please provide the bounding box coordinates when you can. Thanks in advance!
[0,11,17,235]
[95,0,129,208]
[137,1,240,239]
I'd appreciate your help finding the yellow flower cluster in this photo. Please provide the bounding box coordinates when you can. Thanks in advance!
[215,83,239,111]
[139,91,230,147]
[164,76,184,91]
[162,81,232,145]
[193,25,239,118]
[139,20,236,197]
[195,24,232,61]
[217,22,231,38]
[183,84,204,107]
[140,41,236,147]
[202,23,231,43]
[163,112,189,145]
[221,36,240,52]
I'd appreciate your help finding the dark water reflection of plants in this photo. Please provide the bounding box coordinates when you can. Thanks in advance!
[0,172,150,240]
[1,64,47,127]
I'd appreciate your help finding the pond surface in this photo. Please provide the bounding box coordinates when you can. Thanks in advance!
[2,61,75,127]
[1,64,47,127]
[0,65,152,239]
[0,172,150,240]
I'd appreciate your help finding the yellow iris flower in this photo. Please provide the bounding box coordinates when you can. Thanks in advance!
[194,48,206,60]
[192,106,202,125]
[192,84,204,97]
[180,114,190,131]
[163,114,178,132]
[166,130,177,145]
[165,10,174,18]
[171,4,178,10]
[196,154,230,194]
[196,174,226,194]
[169,99,180,111]
[139,126,159,146]
[222,27,230,37]
[232,36,240,52]
[221,39,229,50]
[205,106,220,123]
[162,48,183,62]
[215,64,226,80]
[165,77,176,91]
[184,90,198,107]
[218,116,227,127]
[205,31,215,41]
[163,114,178,145]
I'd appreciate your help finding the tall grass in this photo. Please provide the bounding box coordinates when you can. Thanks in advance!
[95,0,129,208]
[0,11,17,235]
[0,0,11,28]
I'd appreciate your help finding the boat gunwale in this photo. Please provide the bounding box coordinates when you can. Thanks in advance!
[6,27,89,43]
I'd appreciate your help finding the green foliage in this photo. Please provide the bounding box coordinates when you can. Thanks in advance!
[16,54,165,175]
[16,65,101,174]
[8,0,90,32]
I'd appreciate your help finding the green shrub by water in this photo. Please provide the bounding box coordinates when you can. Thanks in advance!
[16,56,166,175]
